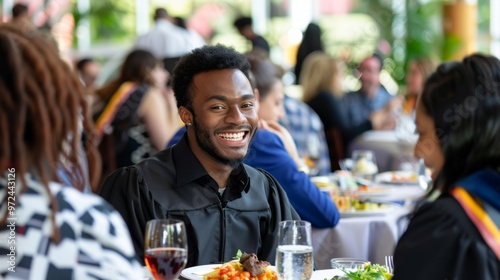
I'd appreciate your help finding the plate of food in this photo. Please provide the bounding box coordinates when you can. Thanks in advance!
[356,185,394,198]
[181,253,277,280]
[181,264,221,280]
[338,199,399,218]
[375,171,418,185]
[311,176,339,192]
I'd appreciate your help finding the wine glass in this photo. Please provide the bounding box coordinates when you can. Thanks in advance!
[351,150,378,181]
[303,135,321,176]
[276,220,314,280]
[144,219,188,280]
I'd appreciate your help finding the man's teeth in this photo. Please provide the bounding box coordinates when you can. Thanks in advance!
[218,132,245,141]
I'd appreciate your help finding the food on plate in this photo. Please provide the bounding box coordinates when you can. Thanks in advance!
[330,194,389,212]
[332,195,351,211]
[350,198,390,211]
[390,172,417,183]
[356,185,392,194]
[311,177,340,191]
[353,158,378,174]
[329,263,393,280]
[203,252,277,280]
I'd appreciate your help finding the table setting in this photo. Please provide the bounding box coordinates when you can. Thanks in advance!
[308,149,431,269]
[141,219,397,280]
[142,149,424,280]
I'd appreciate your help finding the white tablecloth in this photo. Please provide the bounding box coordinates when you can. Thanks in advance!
[312,207,410,269]
[312,184,424,269]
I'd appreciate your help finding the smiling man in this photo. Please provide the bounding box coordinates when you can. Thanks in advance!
[99,44,299,267]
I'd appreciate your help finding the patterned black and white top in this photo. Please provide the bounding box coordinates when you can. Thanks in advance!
[0,174,143,279]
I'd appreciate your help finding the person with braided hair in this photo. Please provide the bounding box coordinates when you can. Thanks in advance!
[0,25,142,279]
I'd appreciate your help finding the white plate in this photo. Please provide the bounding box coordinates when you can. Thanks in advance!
[180,264,276,280]
[356,186,394,198]
[339,205,397,218]
[375,171,418,185]
[181,264,219,280]
[311,176,339,191]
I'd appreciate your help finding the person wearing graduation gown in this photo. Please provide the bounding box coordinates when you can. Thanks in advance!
[393,54,500,280]
[99,44,300,267]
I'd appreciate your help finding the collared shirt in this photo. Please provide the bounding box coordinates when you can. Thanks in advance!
[100,134,299,267]
[343,87,393,127]
[280,95,331,175]
[134,19,205,58]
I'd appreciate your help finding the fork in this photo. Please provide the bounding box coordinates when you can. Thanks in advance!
[385,255,394,274]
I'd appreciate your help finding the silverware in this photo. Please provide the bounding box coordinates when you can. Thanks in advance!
[384,255,394,274]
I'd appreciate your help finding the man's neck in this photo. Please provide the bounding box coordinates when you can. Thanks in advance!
[363,86,379,99]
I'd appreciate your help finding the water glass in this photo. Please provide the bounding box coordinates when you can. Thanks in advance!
[351,150,378,180]
[276,220,314,280]
[144,219,188,280]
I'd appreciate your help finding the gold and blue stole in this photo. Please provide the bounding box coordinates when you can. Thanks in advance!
[451,169,500,261]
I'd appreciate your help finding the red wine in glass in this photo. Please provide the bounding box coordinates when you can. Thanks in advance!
[145,247,187,280]
[144,219,188,280]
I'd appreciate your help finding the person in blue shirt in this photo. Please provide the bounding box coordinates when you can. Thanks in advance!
[280,94,331,175]
[343,53,400,128]
[168,55,339,229]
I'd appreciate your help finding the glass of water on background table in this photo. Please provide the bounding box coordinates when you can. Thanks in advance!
[276,220,313,280]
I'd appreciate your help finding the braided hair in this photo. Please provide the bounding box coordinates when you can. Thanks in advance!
[0,25,100,242]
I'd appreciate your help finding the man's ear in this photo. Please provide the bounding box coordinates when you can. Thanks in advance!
[253,88,260,101]
[179,106,193,125]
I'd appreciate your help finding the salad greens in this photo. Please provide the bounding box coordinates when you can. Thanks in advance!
[328,263,392,280]
[233,249,243,260]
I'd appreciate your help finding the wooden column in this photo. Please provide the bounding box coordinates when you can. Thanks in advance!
[442,1,477,61]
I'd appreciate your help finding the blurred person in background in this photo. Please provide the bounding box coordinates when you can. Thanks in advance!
[393,54,500,279]
[301,52,395,168]
[280,94,332,175]
[294,22,323,85]
[343,53,400,128]
[402,57,438,117]
[233,16,270,56]
[93,49,178,179]
[173,16,206,48]
[75,57,101,94]
[0,25,142,279]
[10,3,34,31]
[135,8,204,59]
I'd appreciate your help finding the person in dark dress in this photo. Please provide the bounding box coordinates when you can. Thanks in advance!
[393,54,500,279]
[99,44,299,267]
[294,22,323,85]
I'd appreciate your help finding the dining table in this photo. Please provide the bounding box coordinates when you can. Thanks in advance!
[347,130,418,172]
[312,183,426,270]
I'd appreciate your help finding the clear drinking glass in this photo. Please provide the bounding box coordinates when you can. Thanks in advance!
[144,219,188,280]
[351,150,378,180]
[276,220,314,280]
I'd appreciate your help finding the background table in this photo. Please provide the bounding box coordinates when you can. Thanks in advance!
[312,184,425,269]
[347,130,417,172]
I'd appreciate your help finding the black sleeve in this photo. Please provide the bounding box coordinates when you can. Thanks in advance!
[99,167,157,265]
[258,169,301,263]
[393,197,500,280]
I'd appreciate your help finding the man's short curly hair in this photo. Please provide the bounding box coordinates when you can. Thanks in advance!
[171,44,252,110]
